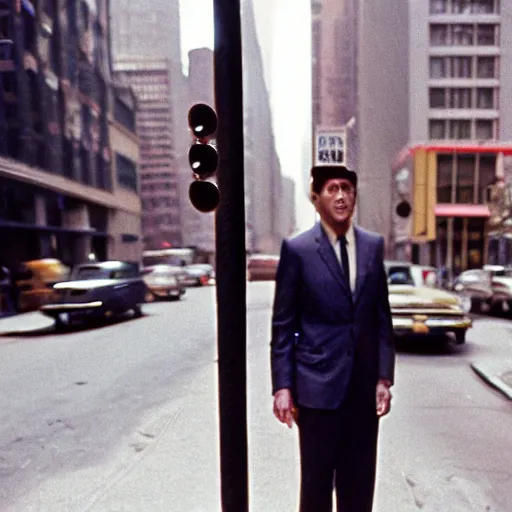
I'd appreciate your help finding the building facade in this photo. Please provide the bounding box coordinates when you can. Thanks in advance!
[0,0,141,270]
[390,0,512,272]
[114,59,181,250]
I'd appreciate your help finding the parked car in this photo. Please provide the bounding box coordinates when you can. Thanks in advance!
[40,261,146,329]
[483,265,512,315]
[143,265,186,302]
[385,261,472,344]
[14,259,70,312]
[182,264,214,286]
[247,254,280,281]
[452,269,493,313]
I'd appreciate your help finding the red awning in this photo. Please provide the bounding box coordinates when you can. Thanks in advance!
[435,204,491,218]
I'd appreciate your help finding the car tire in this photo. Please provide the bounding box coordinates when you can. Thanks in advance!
[133,304,143,318]
[145,290,156,303]
[455,330,466,345]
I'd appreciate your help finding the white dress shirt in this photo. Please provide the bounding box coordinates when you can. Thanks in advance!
[321,221,357,294]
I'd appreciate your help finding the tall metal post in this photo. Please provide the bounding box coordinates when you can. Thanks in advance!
[212,1,249,511]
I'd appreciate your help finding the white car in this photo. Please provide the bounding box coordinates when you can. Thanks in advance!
[483,265,512,314]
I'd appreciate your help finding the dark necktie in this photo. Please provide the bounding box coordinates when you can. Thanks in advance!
[339,235,350,291]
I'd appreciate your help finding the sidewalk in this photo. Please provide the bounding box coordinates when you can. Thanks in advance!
[0,311,55,336]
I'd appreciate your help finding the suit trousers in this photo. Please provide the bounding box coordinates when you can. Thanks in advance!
[297,372,380,512]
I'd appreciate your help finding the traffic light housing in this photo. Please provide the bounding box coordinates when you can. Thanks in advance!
[187,103,220,212]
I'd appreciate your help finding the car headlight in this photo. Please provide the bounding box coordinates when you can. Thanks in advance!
[457,294,472,314]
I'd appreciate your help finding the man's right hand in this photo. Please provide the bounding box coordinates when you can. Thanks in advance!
[273,388,296,428]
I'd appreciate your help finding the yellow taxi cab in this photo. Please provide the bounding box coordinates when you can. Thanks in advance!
[14,259,70,312]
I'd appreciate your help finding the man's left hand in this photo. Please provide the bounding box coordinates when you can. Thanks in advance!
[376,379,392,417]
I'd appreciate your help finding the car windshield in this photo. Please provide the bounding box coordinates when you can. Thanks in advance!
[72,265,136,280]
[386,265,415,286]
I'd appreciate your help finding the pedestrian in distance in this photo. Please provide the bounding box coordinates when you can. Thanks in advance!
[270,165,395,512]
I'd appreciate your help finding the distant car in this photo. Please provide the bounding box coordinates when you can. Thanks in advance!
[453,269,493,313]
[142,265,186,302]
[483,265,512,315]
[14,259,70,312]
[40,261,146,329]
[182,264,214,286]
[247,254,279,281]
[385,261,472,344]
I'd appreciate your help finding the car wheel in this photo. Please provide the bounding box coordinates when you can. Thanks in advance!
[455,330,466,345]
[145,290,156,303]
[133,304,143,318]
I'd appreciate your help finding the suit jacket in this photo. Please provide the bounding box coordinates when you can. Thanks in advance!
[270,222,395,409]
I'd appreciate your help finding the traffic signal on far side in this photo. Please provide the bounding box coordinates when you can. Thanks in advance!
[187,103,220,213]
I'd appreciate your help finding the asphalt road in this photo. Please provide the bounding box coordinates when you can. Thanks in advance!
[0,283,510,512]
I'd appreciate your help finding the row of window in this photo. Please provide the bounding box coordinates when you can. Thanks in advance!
[430,23,499,46]
[429,87,497,108]
[141,214,180,230]
[115,153,138,192]
[429,118,496,140]
[140,171,174,179]
[430,56,497,79]
[436,153,496,204]
[430,0,499,15]
[140,183,174,192]
[141,197,179,209]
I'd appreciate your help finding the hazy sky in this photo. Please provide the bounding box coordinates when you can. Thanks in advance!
[178,0,314,231]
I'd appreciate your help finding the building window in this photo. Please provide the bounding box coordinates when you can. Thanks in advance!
[430,57,446,78]
[456,154,476,203]
[451,57,472,78]
[452,24,474,45]
[116,153,138,191]
[429,120,446,139]
[475,120,494,139]
[452,0,472,13]
[430,88,446,108]
[479,154,496,202]
[477,57,496,78]
[430,0,448,13]
[472,0,497,14]
[430,24,448,45]
[477,25,498,45]
[476,88,495,108]
[437,154,453,203]
[449,120,471,139]
[449,88,472,108]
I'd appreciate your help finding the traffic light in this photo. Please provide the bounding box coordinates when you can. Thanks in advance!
[396,200,411,218]
[187,103,220,213]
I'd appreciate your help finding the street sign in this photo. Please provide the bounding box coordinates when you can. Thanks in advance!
[314,126,347,166]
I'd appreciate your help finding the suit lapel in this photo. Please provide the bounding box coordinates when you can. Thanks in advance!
[354,226,372,305]
[315,223,351,296]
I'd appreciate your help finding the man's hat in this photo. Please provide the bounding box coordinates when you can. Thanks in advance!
[310,165,358,191]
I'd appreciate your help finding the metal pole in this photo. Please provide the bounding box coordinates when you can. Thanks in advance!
[212,2,249,511]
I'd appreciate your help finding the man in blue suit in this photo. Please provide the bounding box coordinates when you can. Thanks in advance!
[271,165,395,512]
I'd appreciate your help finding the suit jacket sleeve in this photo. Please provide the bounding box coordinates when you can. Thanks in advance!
[376,237,395,384]
[270,239,301,395]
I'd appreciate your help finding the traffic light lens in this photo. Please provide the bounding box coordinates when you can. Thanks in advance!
[188,103,218,138]
[396,200,412,218]
[189,181,220,213]
[189,143,218,177]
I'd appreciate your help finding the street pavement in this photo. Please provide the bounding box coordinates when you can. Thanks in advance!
[0,284,511,511]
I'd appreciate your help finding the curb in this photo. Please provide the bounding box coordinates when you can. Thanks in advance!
[471,362,512,401]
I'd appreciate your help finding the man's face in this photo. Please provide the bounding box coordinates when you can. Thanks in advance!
[313,178,356,229]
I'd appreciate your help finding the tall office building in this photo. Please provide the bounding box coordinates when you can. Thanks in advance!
[0,0,141,269]
[391,0,512,270]
[242,0,292,254]
[110,0,185,250]
[114,59,181,249]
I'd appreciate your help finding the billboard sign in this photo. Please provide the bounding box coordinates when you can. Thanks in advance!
[314,126,347,166]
